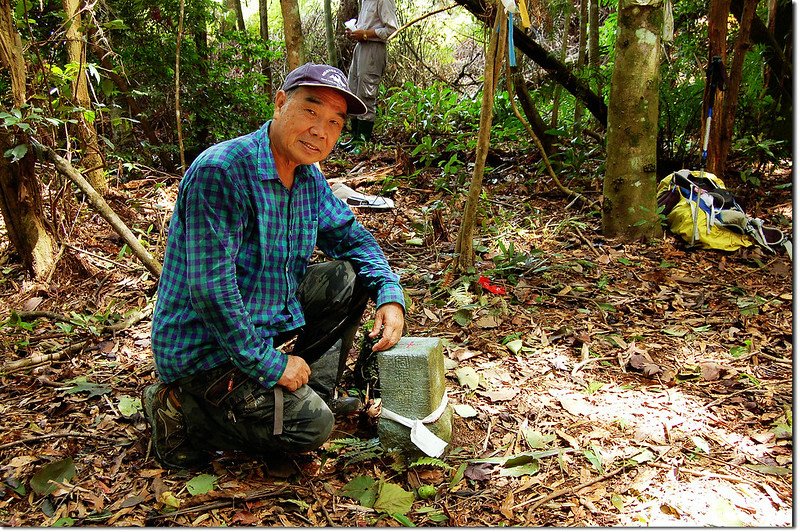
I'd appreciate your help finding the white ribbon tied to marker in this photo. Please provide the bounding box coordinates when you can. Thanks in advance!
[380,391,449,457]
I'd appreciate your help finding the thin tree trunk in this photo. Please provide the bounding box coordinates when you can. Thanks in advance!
[259,0,273,95]
[550,13,570,128]
[454,10,505,273]
[175,0,186,174]
[588,0,601,95]
[512,69,554,154]
[573,0,588,132]
[280,0,305,70]
[324,0,337,66]
[234,0,246,31]
[336,0,358,72]
[0,0,56,279]
[717,0,758,174]
[602,0,662,240]
[705,0,731,176]
[63,0,107,195]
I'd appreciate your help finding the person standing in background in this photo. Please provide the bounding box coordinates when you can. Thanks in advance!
[341,0,399,153]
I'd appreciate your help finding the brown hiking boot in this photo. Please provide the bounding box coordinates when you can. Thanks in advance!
[142,383,205,469]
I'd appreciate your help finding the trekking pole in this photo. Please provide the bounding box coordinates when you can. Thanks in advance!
[690,56,726,245]
[699,56,727,178]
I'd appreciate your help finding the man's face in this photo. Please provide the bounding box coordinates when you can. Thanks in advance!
[270,86,347,166]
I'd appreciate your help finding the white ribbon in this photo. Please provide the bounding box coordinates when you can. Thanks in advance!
[380,391,449,457]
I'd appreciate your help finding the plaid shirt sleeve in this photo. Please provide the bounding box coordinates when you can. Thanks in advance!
[312,170,405,311]
[176,161,288,387]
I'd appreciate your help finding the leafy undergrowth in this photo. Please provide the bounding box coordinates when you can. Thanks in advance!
[0,145,792,526]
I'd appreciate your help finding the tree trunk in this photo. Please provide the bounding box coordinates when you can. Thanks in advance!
[717,0,758,174]
[454,12,505,273]
[323,0,337,66]
[280,0,305,70]
[175,0,186,174]
[573,0,588,132]
[0,0,56,279]
[63,0,107,195]
[550,13,570,128]
[705,0,731,177]
[336,0,358,72]
[512,69,554,155]
[588,0,601,95]
[259,0,273,95]
[729,0,791,102]
[455,0,607,127]
[233,0,246,31]
[602,0,662,240]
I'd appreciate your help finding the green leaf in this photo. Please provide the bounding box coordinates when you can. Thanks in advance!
[373,481,414,515]
[340,476,378,507]
[53,517,75,527]
[391,513,416,526]
[185,474,217,496]
[452,308,472,327]
[610,493,625,512]
[583,447,603,473]
[117,395,141,417]
[522,428,556,449]
[743,464,791,476]
[454,366,480,390]
[500,462,540,477]
[63,377,112,398]
[30,458,76,495]
[505,339,523,355]
[4,144,27,163]
[405,237,423,246]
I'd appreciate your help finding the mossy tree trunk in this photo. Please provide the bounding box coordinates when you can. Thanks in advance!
[602,0,663,240]
[0,0,56,278]
[63,0,107,195]
[454,8,505,274]
[280,0,305,70]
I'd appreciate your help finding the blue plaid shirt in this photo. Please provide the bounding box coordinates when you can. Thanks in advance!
[151,121,404,388]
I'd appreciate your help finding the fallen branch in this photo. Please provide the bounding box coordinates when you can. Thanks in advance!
[149,486,291,522]
[1,340,89,373]
[512,465,628,511]
[0,431,129,451]
[30,138,162,278]
[571,356,618,376]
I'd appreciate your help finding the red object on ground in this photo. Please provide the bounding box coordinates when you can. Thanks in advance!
[478,276,506,295]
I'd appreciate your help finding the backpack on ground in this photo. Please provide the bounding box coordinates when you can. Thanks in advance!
[656,169,792,258]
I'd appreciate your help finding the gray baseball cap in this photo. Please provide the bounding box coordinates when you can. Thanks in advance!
[281,63,367,116]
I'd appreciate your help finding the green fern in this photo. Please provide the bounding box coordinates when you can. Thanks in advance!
[409,457,451,470]
[329,437,384,466]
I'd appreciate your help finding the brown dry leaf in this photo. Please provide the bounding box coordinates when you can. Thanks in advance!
[475,314,502,328]
[700,362,722,381]
[464,463,494,481]
[478,388,519,403]
[500,491,515,520]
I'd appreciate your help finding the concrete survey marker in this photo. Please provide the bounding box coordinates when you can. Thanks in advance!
[376,337,452,458]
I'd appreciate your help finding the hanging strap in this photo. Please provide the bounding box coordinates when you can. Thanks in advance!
[380,391,449,457]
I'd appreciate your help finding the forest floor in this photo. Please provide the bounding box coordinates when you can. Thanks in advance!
[0,141,793,526]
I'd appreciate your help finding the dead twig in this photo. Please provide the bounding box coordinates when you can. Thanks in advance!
[0,431,129,451]
[512,465,628,511]
[150,486,291,522]
[571,356,618,376]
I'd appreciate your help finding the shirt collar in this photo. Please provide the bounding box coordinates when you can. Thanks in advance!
[258,120,316,183]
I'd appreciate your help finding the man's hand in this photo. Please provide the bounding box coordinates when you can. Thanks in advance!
[369,302,404,352]
[277,354,311,392]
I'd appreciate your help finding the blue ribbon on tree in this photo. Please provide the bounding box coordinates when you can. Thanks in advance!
[508,12,516,67]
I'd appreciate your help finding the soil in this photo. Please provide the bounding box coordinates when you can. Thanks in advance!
[0,146,792,526]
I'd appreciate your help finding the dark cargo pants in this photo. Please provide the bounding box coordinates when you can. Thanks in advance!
[174,260,369,456]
